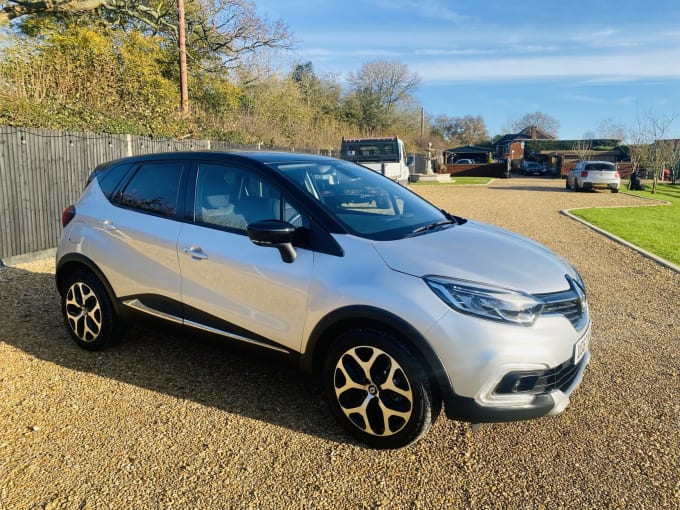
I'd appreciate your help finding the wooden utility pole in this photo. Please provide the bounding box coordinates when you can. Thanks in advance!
[178,0,189,114]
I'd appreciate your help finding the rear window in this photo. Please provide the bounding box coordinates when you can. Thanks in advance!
[585,163,616,171]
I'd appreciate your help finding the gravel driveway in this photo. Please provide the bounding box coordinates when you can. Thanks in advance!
[1,177,678,509]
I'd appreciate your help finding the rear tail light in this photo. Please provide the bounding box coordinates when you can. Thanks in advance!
[615,172,620,178]
[61,205,76,227]
[581,171,588,177]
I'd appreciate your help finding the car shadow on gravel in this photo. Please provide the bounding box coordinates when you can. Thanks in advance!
[0,266,347,445]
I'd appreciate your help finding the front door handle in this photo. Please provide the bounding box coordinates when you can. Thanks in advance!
[183,246,209,260]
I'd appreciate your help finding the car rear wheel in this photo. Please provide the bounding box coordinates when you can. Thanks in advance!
[323,328,439,449]
[61,270,119,350]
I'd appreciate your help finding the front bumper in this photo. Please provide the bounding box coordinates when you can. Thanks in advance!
[426,305,591,423]
[443,350,590,422]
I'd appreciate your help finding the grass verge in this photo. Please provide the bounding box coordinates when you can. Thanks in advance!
[570,183,680,266]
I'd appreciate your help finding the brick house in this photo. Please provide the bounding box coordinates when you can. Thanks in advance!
[495,126,555,167]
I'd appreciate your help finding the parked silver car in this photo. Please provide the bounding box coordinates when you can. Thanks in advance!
[566,161,620,192]
[57,151,590,448]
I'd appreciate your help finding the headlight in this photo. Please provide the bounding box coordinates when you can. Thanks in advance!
[425,276,543,326]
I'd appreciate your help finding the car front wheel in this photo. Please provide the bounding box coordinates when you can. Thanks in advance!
[323,328,439,449]
[61,270,119,350]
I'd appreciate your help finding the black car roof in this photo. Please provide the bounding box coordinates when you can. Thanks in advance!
[100,150,337,169]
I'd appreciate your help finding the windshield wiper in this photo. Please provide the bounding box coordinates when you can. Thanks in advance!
[410,220,456,236]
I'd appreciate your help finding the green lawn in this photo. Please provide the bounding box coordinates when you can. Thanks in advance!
[570,183,680,266]
[411,177,493,185]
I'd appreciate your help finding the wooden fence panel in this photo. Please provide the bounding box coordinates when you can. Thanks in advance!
[0,127,329,261]
[0,127,129,260]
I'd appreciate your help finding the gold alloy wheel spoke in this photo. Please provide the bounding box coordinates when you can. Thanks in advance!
[334,345,414,436]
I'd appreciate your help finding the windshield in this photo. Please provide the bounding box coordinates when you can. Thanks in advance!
[341,139,399,163]
[267,159,448,241]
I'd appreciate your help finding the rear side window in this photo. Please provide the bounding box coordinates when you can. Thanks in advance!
[96,162,132,199]
[117,161,184,218]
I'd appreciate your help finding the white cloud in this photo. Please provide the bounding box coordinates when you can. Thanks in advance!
[409,50,680,83]
[371,0,464,22]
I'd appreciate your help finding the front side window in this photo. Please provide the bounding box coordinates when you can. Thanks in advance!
[269,159,446,240]
[117,161,183,217]
[195,163,302,232]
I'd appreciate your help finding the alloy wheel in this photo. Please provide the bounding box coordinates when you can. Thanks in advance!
[64,282,103,342]
[332,345,413,437]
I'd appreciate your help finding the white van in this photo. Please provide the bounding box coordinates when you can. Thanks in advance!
[340,136,411,185]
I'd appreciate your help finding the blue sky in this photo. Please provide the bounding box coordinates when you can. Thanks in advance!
[255,0,680,140]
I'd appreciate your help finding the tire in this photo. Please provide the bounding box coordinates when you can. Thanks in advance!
[61,270,119,350]
[323,328,439,449]
[611,188,619,193]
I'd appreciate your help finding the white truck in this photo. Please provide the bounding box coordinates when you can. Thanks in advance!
[339,136,412,185]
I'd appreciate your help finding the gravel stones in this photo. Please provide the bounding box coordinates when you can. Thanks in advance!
[1,178,678,508]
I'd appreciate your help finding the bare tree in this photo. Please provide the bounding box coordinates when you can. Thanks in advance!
[572,138,593,161]
[626,115,651,184]
[347,60,420,133]
[652,139,680,186]
[645,110,678,193]
[433,114,489,147]
[1,1,173,28]
[596,117,626,141]
[0,1,292,72]
[505,111,560,137]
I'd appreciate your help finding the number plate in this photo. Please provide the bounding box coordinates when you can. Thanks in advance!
[574,330,590,365]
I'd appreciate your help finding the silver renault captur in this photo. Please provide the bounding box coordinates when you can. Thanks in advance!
[57,151,590,449]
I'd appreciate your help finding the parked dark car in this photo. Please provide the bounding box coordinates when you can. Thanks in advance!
[522,162,547,176]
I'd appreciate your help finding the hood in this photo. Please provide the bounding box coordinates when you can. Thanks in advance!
[373,220,575,294]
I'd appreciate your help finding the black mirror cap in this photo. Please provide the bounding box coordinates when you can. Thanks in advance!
[247,220,297,263]
[247,220,295,244]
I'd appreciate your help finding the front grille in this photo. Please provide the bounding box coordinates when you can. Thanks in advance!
[537,276,587,328]
[494,358,582,395]
[542,298,583,327]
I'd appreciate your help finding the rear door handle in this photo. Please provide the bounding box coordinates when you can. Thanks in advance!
[183,246,209,260]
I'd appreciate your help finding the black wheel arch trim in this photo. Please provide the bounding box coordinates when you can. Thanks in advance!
[56,253,122,316]
[300,305,455,402]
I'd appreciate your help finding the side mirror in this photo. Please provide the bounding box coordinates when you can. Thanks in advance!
[406,155,415,167]
[247,220,297,263]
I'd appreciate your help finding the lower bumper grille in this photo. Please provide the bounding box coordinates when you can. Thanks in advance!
[494,357,583,395]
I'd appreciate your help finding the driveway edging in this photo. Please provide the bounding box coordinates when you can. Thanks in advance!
[561,207,679,274]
